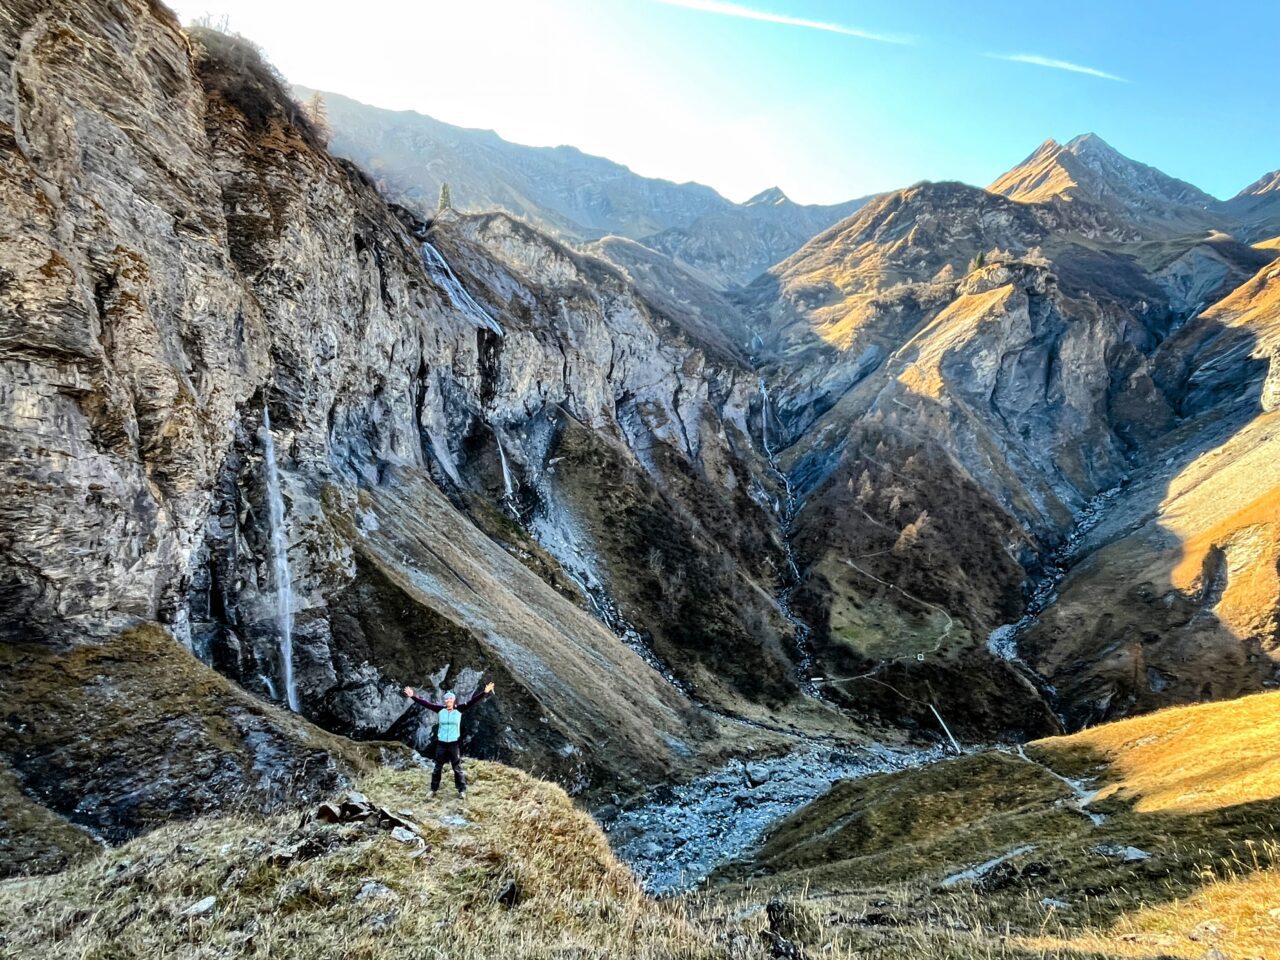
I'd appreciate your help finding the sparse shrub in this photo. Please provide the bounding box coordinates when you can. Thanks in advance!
[188,25,326,151]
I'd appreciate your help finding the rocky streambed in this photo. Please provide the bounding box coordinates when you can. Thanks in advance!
[603,743,950,894]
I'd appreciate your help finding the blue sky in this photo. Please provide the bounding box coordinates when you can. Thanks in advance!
[170,0,1280,204]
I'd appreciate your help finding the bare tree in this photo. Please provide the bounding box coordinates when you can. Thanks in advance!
[304,92,330,146]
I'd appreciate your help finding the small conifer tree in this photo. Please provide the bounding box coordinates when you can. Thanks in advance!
[304,92,330,145]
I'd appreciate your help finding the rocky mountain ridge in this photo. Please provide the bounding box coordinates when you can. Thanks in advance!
[991,132,1280,243]
[301,86,873,288]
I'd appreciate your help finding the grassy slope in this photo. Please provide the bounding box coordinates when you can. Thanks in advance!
[0,763,713,960]
[710,691,1280,959]
[4,693,1280,959]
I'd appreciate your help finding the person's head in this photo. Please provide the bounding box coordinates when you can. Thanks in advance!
[444,690,457,709]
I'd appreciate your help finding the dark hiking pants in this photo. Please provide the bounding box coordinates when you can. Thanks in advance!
[432,740,465,793]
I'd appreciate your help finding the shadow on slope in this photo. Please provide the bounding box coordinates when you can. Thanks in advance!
[1022,259,1280,725]
[0,624,400,878]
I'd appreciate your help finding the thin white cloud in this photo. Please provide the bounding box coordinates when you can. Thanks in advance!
[650,0,916,45]
[991,53,1127,82]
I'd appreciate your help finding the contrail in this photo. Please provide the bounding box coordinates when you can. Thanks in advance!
[650,0,915,45]
[991,53,1127,82]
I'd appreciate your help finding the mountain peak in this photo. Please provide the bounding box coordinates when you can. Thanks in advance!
[1236,169,1280,198]
[1064,132,1117,155]
[989,132,1220,235]
[746,186,790,207]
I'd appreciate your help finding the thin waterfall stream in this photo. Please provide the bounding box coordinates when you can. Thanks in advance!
[758,378,825,700]
[494,427,516,501]
[260,406,299,712]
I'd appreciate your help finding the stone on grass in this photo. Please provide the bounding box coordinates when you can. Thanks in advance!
[355,880,398,903]
[180,895,217,917]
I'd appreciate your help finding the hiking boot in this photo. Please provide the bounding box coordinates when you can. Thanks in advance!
[458,789,467,801]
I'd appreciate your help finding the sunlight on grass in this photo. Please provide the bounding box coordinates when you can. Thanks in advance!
[1042,691,1280,814]
[1021,841,1280,960]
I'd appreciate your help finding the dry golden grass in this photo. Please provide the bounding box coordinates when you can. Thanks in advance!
[1040,691,1280,814]
[0,763,715,960]
[1019,841,1280,960]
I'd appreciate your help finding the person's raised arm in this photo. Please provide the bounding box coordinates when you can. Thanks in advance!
[460,681,496,712]
[403,686,444,712]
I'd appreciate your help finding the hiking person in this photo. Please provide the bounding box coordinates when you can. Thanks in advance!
[402,682,496,799]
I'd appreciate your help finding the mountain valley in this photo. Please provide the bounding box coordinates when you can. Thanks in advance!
[2,2,1280,957]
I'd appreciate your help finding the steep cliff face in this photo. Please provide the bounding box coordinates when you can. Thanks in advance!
[1,0,845,858]
[1020,258,1280,724]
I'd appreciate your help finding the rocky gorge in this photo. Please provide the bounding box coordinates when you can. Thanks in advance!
[3,0,1280,908]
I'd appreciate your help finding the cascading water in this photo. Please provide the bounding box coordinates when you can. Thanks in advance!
[420,241,504,336]
[758,377,771,454]
[757,378,824,700]
[986,481,1126,704]
[260,407,300,713]
[494,428,516,501]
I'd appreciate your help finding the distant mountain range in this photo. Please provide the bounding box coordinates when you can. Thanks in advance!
[309,89,1279,291]
[297,87,873,288]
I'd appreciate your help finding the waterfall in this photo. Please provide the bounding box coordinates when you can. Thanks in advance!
[495,429,515,500]
[260,407,299,713]
[986,481,1125,710]
[758,378,771,454]
[755,377,824,700]
[420,241,504,336]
